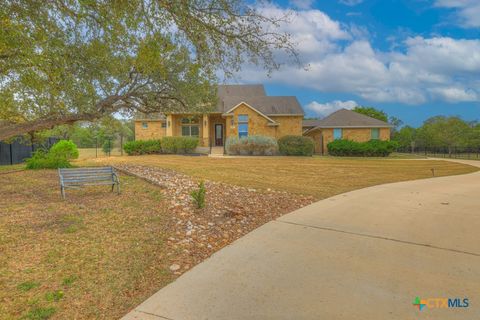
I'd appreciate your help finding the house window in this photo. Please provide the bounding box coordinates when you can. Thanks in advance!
[238,115,248,122]
[161,122,166,128]
[181,117,199,137]
[238,114,248,138]
[333,128,342,140]
[142,122,148,129]
[371,128,380,140]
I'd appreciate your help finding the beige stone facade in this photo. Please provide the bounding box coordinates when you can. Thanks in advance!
[134,120,166,141]
[224,103,303,140]
[134,102,303,148]
[305,127,391,154]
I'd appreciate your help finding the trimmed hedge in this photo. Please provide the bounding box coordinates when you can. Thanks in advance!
[278,135,314,156]
[327,139,398,157]
[123,140,161,155]
[225,136,278,156]
[26,140,79,169]
[123,137,199,155]
[161,136,199,154]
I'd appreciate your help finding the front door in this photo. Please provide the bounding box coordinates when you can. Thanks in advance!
[215,124,223,146]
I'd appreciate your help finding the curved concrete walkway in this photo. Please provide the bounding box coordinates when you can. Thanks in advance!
[123,159,480,320]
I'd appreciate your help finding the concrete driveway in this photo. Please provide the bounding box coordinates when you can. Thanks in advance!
[123,159,480,320]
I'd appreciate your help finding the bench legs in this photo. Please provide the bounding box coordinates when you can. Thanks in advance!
[111,183,120,195]
[61,186,66,200]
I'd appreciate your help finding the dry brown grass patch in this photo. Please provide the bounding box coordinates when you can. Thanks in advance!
[80,155,479,199]
[0,170,175,319]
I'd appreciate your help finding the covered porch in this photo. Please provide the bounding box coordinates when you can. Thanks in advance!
[166,113,228,149]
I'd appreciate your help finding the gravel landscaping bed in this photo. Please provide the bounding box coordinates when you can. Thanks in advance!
[114,164,315,275]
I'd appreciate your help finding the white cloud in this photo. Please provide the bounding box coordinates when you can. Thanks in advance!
[305,100,357,117]
[257,5,350,60]
[339,0,364,6]
[290,0,314,10]
[238,6,480,105]
[435,0,480,27]
[428,87,478,102]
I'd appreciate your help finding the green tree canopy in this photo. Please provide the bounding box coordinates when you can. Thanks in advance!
[0,0,299,140]
[353,106,389,122]
[421,116,472,153]
[393,126,416,151]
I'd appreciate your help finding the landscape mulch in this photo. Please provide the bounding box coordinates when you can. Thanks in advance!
[113,164,315,275]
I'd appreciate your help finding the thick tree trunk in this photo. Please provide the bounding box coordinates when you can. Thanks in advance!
[0,113,99,141]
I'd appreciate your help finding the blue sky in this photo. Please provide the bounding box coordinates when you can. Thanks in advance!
[234,0,480,127]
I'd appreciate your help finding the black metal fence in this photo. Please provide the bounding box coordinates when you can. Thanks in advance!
[398,146,480,159]
[0,137,59,165]
[77,137,124,158]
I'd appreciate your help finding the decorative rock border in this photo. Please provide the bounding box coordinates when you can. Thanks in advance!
[113,164,315,275]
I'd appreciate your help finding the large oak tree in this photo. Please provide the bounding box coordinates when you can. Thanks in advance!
[0,0,298,140]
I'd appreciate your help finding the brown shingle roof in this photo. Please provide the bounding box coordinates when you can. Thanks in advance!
[220,96,304,115]
[302,119,323,128]
[138,84,304,118]
[310,109,392,129]
[217,84,266,98]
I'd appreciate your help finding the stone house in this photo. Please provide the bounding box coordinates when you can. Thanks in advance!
[135,85,392,155]
[302,108,392,154]
[135,84,304,153]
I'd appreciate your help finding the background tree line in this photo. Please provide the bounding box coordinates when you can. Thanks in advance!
[394,116,480,154]
[37,118,134,151]
[353,106,480,155]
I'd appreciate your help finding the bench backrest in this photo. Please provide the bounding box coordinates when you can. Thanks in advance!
[59,167,116,185]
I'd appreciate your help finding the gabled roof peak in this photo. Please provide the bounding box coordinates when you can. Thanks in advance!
[309,108,392,129]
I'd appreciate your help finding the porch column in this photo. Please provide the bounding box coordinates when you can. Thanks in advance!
[202,114,209,147]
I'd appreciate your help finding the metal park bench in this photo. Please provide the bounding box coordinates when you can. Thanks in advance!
[58,167,120,199]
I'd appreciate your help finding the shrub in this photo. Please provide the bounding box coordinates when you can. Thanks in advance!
[26,151,72,169]
[278,135,314,156]
[161,137,199,154]
[48,140,79,160]
[190,181,206,209]
[225,135,278,156]
[225,137,241,155]
[26,140,78,169]
[160,137,179,153]
[123,140,142,155]
[327,139,398,157]
[180,137,200,153]
[102,140,113,155]
[124,138,198,155]
[123,140,161,155]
